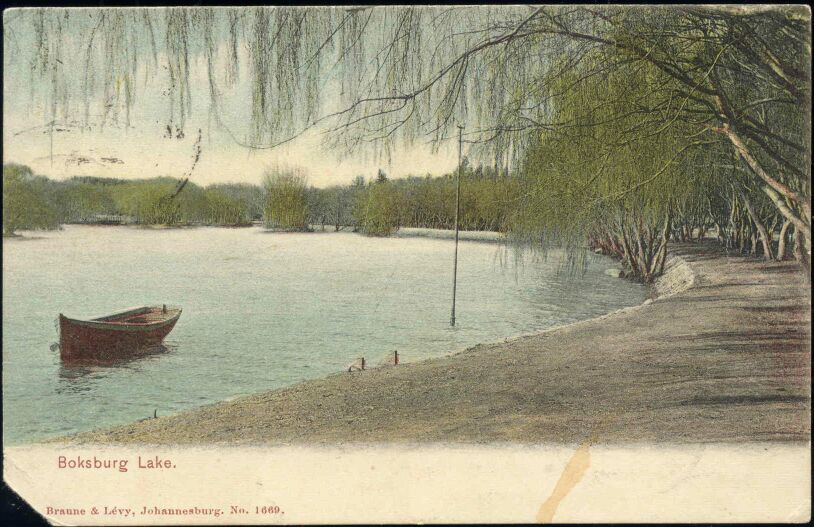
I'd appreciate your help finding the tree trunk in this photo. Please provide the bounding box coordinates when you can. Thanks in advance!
[709,87,811,253]
[714,222,724,244]
[634,221,649,279]
[620,225,638,277]
[655,211,672,276]
[792,226,811,281]
[763,185,811,250]
[739,189,774,260]
[715,121,810,221]
[777,220,791,261]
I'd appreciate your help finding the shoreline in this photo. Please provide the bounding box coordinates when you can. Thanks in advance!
[394,227,507,243]
[53,241,810,445]
[450,253,696,358]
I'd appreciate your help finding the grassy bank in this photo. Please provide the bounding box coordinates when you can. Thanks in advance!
[55,242,810,445]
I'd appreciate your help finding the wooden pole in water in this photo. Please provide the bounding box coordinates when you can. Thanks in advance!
[451,125,463,327]
[49,121,54,168]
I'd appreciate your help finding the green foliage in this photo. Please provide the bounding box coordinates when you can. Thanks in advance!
[305,183,364,231]
[6,7,811,275]
[514,53,703,281]
[353,178,402,236]
[263,168,309,231]
[175,183,210,224]
[3,164,60,235]
[110,180,181,225]
[2,165,264,229]
[209,183,265,221]
[56,183,117,222]
[347,164,520,236]
[204,188,250,226]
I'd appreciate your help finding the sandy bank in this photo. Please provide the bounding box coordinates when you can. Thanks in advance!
[58,242,810,445]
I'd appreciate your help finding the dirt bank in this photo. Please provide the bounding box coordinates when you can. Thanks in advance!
[58,242,810,445]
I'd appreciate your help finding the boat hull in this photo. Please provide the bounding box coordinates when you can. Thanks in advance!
[59,307,181,363]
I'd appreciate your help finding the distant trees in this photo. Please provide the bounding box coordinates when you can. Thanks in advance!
[351,164,520,234]
[263,167,309,231]
[4,162,521,236]
[300,164,523,236]
[20,162,514,236]
[209,183,264,221]
[57,183,118,222]
[204,188,250,226]
[2,164,60,236]
[306,187,331,230]
[354,175,401,236]
[111,179,181,225]
[1,164,266,229]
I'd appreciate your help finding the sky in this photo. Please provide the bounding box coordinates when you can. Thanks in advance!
[2,113,459,188]
[2,8,460,188]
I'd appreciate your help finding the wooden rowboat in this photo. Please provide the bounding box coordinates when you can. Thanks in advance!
[58,305,181,363]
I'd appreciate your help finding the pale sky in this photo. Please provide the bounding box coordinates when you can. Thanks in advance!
[2,114,459,188]
[2,8,460,188]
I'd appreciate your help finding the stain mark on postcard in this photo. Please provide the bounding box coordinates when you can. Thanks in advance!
[536,440,592,523]
[536,415,621,522]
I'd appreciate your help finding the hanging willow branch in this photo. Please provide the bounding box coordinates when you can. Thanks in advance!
[5,5,810,203]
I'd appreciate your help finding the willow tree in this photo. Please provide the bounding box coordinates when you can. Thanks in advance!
[205,188,250,226]
[353,176,402,236]
[2,164,60,236]
[109,180,181,225]
[513,47,710,282]
[263,167,309,231]
[529,7,810,270]
[55,181,117,223]
[5,6,810,267]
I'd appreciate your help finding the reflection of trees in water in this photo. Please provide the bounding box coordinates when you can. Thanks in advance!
[56,343,176,394]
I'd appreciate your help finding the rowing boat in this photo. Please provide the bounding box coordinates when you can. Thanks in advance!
[58,305,181,363]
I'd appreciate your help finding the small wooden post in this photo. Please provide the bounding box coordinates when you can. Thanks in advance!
[394,350,399,365]
[361,357,365,370]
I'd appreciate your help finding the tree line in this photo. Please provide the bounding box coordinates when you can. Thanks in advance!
[308,164,520,236]
[3,163,263,235]
[2,162,520,238]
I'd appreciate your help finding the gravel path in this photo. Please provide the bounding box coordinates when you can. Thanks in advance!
[58,242,810,445]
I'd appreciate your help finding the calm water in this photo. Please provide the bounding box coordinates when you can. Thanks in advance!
[2,226,647,444]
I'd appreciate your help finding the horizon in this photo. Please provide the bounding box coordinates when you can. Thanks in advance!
[2,119,461,189]
[2,128,461,189]
[2,160,473,189]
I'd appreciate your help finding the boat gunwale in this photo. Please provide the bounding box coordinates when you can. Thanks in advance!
[92,306,152,322]
[61,306,182,330]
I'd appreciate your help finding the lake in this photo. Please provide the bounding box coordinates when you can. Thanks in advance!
[2,225,647,444]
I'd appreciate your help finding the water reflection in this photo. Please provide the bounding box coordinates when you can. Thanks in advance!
[56,343,176,393]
